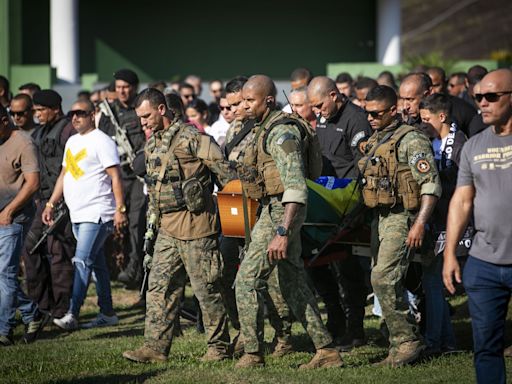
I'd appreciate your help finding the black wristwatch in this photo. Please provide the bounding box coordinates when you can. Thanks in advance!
[276,225,288,237]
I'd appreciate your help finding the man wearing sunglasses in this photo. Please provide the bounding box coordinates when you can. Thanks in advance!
[22,89,76,323]
[98,69,147,291]
[9,94,38,138]
[443,69,512,384]
[360,85,441,367]
[43,100,126,330]
[0,104,48,346]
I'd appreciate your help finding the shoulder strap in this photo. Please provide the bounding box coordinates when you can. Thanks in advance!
[225,119,255,157]
[359,130,395,176]
[154,126,183,202]
[262,116,307,155]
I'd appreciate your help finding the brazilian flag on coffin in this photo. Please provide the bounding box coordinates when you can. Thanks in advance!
[301,177,360,258]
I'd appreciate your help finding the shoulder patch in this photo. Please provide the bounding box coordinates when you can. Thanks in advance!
[276,133,298,154]
[351,131,366,147]
[409,152,426,166]
[416,159,431,173]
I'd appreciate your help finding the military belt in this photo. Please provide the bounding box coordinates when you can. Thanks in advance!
[259,193,283,206]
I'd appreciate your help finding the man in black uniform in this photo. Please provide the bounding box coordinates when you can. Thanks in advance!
[307,76,372,178]
[23,90,76,319]
[99,69,146,288]
[426,68,477,137]
[307,76,372,351]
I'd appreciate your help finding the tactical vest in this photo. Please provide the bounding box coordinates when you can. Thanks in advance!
[358,125,421,210]
[241,111,317,200]
[37,117,69,199]
[145,122,212,214]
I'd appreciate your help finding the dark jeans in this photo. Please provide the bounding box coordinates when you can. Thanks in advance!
[463,256,512,384]
[120,177,146,283]
[22,200,75,317]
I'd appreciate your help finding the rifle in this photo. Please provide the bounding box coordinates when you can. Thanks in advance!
[99,100,136,169]
[29,201,67,255]
[140,212,158,297]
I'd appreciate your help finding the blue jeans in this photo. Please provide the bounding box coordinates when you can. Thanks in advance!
[422,254,456,350]
[69,221,114,317]
[463,256,512,384]
[0,222,38,336]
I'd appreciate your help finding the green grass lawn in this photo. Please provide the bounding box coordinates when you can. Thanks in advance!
[1,283,511,384]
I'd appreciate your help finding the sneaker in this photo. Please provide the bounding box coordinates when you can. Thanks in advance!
[23,312,50,344]
[53,313,79,331]
[0,334,13,347]
[81,313,119,329]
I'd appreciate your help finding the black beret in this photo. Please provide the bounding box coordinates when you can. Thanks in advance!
[33,89,62,108]
[113,69,139,85]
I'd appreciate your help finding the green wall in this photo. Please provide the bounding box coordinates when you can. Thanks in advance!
[6,0,376,83]
[79,0,376,81]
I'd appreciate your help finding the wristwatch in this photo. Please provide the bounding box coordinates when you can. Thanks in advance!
[276,225,288,237]
[116,204,127,213]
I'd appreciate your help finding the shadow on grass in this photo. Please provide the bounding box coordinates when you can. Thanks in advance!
[49,369,165,384]
[90,327,144,340]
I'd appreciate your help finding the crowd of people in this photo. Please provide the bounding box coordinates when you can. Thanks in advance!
[0,63,511,383]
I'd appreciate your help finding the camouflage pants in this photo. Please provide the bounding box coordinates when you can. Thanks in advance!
[220,236,292,342]
[144,231,230,355]
[235,201,332,354]
[371,206,421,348]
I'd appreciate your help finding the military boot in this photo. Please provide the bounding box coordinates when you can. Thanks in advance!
[235,353,265,368]
[122,346,168,363]
[200,347,230,362]
[393,340,425,367]
[298,348,343,369]
[272,338,294,357]
[373,352,395,367]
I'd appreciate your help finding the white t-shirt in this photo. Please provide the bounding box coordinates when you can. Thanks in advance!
[206,116,229,146]
[62,129,120,223]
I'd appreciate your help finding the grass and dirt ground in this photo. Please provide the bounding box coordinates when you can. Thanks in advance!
[1,283,511,384]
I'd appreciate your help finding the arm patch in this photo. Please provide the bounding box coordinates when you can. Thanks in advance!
[276,133,298,154]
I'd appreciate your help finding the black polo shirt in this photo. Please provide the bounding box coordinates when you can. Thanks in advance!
[315,101,372,179]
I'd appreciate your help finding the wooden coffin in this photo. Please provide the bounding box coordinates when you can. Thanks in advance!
[217,180,259,238]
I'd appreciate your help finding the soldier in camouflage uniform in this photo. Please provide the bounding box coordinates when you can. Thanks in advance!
[359,85,441,367]
[232,75,342,369]
[122,88,234,363]
[221,77,293,357]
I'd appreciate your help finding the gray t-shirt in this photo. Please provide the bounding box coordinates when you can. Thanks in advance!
[457,127,512,264]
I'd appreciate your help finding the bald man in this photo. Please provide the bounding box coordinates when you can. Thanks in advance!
[443,69,512,384]
[233,75,342,369]
[307,76,371,179]
[307,77,371,351]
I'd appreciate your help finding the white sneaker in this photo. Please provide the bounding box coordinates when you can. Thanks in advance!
[53,313,79,330]
[81,313,119,329]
